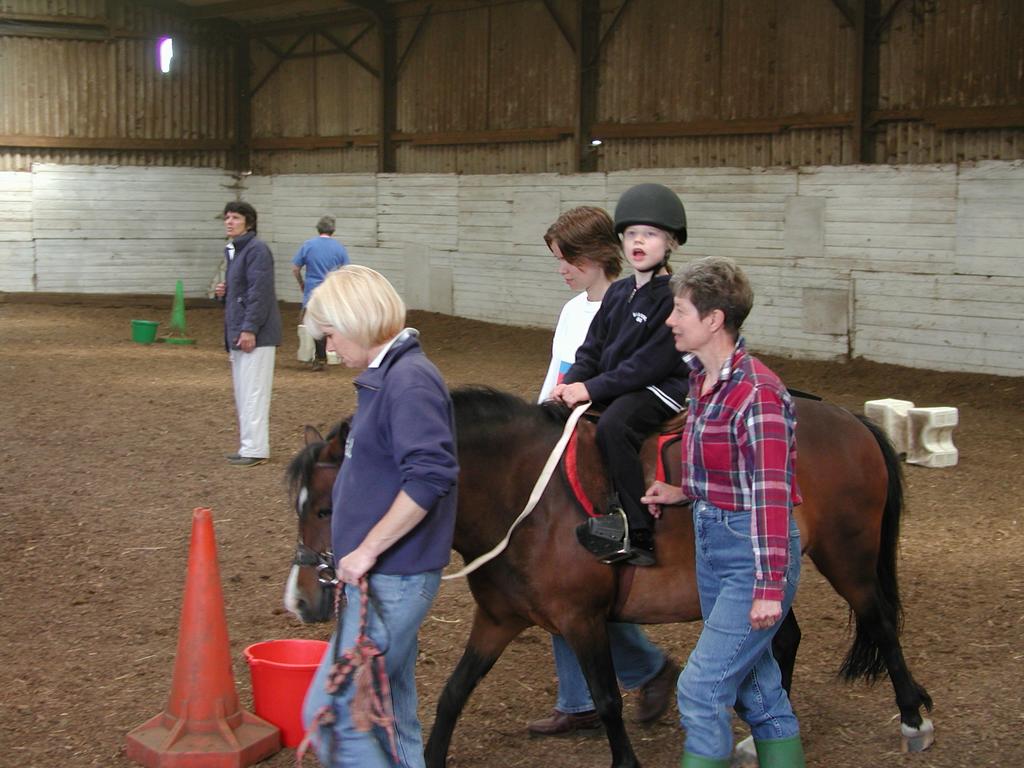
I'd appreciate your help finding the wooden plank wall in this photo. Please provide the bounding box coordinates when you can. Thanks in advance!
[6,165,231,295]
[0,171,34,290]
[1,161,1020,376]
[850,161,1024,376]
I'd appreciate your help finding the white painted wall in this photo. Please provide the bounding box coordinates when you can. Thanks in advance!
[25,165,231,295]
[0,171,34,292]
[1,161,1021,376]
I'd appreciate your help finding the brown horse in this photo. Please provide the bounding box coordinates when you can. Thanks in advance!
[284,387,933,768]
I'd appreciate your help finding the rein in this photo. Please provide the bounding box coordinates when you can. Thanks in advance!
[296,578,398,766]
[443,401,590,580]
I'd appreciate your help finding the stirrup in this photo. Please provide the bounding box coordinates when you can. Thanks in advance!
[575,507,632,564]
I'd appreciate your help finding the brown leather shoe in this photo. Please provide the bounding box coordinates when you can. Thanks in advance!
[527,708,602,737]
[634,658,681,724]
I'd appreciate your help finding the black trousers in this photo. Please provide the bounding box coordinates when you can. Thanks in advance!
[595,388,678,534]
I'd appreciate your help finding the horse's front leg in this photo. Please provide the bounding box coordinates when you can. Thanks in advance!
[424,607,530,768]
[565,620,640,768]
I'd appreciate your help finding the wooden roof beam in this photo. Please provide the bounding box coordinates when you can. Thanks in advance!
[596,0,634,61]
[318,24,379,78]
[542,0,575,54]
[251,29,312,96]
[245,8,372,36]
[828,0,856,27]
[397,5,432,74]
[131,0,195,21]
[348,0,389,20]
[189,0,301,20]
[873,0,908,39]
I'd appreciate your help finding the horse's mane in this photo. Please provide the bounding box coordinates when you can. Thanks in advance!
[451,386,570,443]
[286,390,563,496]
[284,421,347,501]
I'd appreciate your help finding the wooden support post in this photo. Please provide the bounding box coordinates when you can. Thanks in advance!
[851,0,865,162]
[576,0,600,172]
[233,27,251,173]
[853,0,882,163]
[353,1,397,172]
[378,12,397,172]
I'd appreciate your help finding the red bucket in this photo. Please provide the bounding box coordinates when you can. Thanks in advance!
[244,639,329,748]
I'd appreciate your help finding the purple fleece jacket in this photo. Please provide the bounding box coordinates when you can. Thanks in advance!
[222,230,282,351]
[331,330,459,575]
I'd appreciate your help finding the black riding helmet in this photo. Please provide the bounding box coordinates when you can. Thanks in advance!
[613,183,687,245]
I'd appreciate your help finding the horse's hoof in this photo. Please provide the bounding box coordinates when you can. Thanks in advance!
[730,735,759,768]
[900,718,935,752]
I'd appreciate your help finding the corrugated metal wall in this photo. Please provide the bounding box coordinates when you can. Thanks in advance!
[248,0,1018,174]
[249,17,379,174]
[0,0,105,17]
[396,6,488,134]
[596,0,857,168]
[1,0,1020,173]
[875,0,1024,163]
[0,0,235,171]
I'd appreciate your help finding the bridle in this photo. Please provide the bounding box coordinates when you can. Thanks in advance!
[293,458,341,587]
[292,541,337,586]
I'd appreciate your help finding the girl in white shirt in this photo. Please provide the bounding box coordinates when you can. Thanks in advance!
[539,207,620,400]
[529,207,680,736]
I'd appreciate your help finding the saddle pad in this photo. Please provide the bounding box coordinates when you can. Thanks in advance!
[565,429,680,517]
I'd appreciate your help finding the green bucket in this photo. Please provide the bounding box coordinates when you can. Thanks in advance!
[130,319,160,344]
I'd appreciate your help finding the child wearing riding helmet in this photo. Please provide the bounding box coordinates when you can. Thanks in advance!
[550,183,689,566]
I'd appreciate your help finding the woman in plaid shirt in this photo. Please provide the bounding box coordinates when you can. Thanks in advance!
[641,257,805,768]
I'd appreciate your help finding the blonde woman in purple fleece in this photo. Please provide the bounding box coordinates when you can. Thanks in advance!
[300,265,459,768]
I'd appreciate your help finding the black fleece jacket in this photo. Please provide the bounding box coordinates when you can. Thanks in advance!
[564,274,689,409]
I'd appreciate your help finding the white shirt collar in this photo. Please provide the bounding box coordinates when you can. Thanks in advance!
[367,328,417,368]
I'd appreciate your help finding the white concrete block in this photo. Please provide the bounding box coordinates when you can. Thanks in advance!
[906,407,959,468]
[297,325,314,362]
[864,398,915,456]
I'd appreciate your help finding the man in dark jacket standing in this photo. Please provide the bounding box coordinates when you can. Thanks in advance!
[214,201,282,467]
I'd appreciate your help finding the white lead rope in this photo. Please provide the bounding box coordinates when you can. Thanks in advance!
[442,401,591,580]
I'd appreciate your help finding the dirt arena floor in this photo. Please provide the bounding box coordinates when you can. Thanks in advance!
[1,297,1021,768]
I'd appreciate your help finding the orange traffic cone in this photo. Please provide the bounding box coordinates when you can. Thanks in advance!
[126,508,281,767]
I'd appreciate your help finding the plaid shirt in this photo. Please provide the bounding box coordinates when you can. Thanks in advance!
[681,338,801,602]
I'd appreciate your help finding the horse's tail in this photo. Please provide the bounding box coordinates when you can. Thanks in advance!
[840,415,905,682]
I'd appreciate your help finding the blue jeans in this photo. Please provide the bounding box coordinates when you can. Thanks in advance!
[678,501,801,759]
[302,572,441,768]
[551,624,666,713]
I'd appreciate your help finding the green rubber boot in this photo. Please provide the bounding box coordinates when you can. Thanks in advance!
[680,752,730,768]
[754,735,806,768]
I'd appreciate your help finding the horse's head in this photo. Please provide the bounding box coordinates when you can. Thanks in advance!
[283,422,346,623]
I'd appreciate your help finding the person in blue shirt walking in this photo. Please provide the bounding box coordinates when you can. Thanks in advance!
[291,215,350,370]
